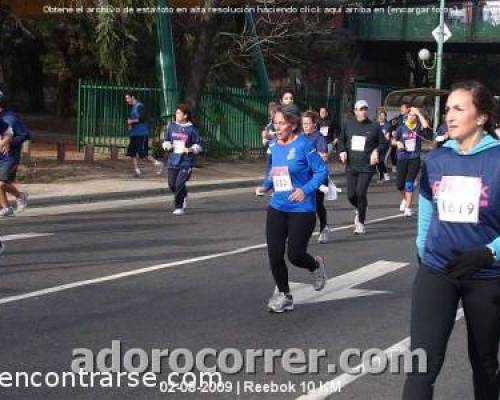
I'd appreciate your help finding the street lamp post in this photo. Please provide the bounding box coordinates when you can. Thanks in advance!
[434,0,446,133]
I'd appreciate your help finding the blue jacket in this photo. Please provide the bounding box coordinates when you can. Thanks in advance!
[0,110,30,164]
[303,130,328,154]
[417,135,500,278]
[164,122,202,169]
[262,135,328,213]
[128,102,149,136]
[393,123,425,160]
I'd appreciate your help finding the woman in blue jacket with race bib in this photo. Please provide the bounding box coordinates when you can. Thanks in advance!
[256,105,328,313]
[403,81,500,399]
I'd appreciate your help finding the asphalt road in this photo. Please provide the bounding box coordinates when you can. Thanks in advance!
[0,181,475,399]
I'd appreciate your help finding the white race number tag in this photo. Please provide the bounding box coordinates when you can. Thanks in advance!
[320,127,329,137]
[173,140,186,154]
[405,138,416,152]
[272,167,293,192]
[351,135,366,152]
[437,176,481,223]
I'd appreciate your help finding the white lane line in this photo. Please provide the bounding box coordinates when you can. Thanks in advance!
[296,308,465,400]
[16,188,254,218]
[0,213,405,306]
[1,233,54,241]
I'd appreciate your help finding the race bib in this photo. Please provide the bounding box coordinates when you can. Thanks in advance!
[405,138,416,152]
[437,176,481,223]
[173,140,186,154]
[320,127,329,137]
[351,135,366,152]
[272,167,293,192]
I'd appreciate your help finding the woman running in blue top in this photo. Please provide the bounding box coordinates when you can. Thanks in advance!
[403,81,500,399]
[256,105,328,313]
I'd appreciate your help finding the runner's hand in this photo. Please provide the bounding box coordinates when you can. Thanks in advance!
[339,152,347,164]
[288,188,305,202]
[446,247,496,279]
[162,141,173,151]
[370,150,379,165]
[255,186,267,196]
[397,142,404,150]
[0,141,9,155]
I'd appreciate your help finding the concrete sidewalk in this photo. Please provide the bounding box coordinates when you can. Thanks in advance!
[16,160,346,207]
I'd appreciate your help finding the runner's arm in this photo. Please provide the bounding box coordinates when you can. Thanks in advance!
[416,162,433,259]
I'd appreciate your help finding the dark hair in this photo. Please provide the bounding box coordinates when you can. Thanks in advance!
[378,110,387,118]
[279,88,295,103]
[401,101,412,108]
[302,110,318,124]
[450,81,498,136]
[124,92,136,99]
[275,105,301,133]
[176,103,192,121]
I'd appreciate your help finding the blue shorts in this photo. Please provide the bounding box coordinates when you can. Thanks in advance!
[127,136,149,158]
[0,160,18,183]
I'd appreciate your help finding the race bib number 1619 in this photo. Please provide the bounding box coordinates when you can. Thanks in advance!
[437,176,481,224]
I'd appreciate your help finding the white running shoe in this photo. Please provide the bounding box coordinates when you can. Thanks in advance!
[318,227,330,244]
[399,200,406,212]
[172,208,185,216]
[154,160,163,175]
[0,207,14,217]
[404,208,413,217]
[311,256,327,291]
[16,192,28,213]
[384,173,391,182]
[354,222,366,235]
[267,292,294,313]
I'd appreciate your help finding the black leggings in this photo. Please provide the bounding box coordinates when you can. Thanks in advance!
[346,171,373,224]
[403,266,500,400]
[376,147,389,179]
[396,158,421,192]
[266,207,318,294]
[167,167,192,208]
[316,190,327,232]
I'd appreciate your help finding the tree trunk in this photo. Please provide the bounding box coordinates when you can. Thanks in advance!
[183,0,221,115]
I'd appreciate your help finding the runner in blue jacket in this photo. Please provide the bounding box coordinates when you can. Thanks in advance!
[403,81,500,400]
[256,105,328,313]
[162,104,202,215]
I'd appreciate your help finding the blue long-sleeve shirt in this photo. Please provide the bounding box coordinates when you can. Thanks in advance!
[0,110,30,164]
[164,122,202,169]
[262,134,328,213]
[417,135,500,278]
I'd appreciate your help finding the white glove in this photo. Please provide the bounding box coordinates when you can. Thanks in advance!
[162,141,173,151]
[191,144,202,154]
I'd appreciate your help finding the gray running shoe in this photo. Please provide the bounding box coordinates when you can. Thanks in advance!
[0,207,14,217]
[354,222,366,235]
[16,192,28,213]
[318,226,330,244]
[267,292,294,313]
[311,256,327,291]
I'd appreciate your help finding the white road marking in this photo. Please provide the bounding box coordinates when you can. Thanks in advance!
[290,261,409,304]
[0,233,53,241]
[17,188,255,218]
[0,213,405,306]
[297,308,465,400]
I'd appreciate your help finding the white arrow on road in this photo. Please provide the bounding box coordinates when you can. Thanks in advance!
[1,233,53,241]
[288,260,409,304]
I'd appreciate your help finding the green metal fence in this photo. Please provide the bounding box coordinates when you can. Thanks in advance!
[77,80,273,155]
[77,80,340,156]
